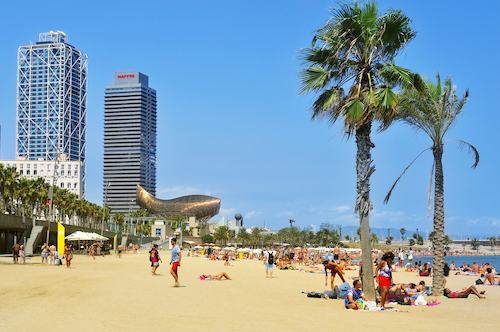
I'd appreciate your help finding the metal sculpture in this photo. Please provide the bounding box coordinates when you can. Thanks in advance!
[135,185,220,223]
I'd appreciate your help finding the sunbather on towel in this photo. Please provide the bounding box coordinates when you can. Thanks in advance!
[443,286,485,299]
[200,272,232,280]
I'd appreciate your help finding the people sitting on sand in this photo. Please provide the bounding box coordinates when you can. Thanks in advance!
[484,268,500,285]
[460,263,471,272]
[443,286,485,299]
[387,283,409,296]
[345,280,370,310]
[472,262,480,273]
[199,272,232,280]
[278,259,297,270]
[323,260,346,290]
[450,261,456,270]
[419,263,432,277]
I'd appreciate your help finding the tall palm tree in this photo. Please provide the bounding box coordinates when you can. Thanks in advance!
[400,228,406,241]
[299,0,417,298]
[384,73,479,295]
[237,227,251,247]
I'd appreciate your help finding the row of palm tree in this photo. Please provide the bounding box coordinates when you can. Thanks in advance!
[299,0,478,297]
[210,225,344,248]
[0,164,114,229]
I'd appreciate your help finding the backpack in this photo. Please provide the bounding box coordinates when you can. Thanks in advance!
[267,251,274,265]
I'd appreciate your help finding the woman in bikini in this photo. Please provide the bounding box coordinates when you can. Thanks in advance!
[63,243,73,268]
[375,251,395,308]
[200,272,231,280]
[443,285,485,299]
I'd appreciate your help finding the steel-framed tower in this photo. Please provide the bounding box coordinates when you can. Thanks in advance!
[16,31,87,197]
[103,72,157,216]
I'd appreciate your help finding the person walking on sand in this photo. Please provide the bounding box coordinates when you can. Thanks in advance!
[49,243,56,265]
[264,247,275,278]
[151,244,162,276]
[169,238,181,287]
[63,243,73,268]
[12,243,20,264]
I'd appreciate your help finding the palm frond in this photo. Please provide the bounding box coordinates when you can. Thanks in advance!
[445,139,480,169]
[384,147,432,204]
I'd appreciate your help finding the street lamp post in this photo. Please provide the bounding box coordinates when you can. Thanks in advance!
[289,219,295,245]
[46,152,60,245]
[101,182,111,236]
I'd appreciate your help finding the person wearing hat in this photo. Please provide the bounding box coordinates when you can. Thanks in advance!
[375,251,395,309]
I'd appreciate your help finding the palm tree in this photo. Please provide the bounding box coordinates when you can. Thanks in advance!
[299,0,417,301]
[487,236,496,250]
[371,232,379,245]
[251,227,263,248]
[114,213,125,232]
[384,73,479,296]
[237,227,251,247]
[213,225,229,246]
[400,228,406,241]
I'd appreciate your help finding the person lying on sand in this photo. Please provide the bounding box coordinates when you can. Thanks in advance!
[200,272,231,280]
[403,281,426,293]
[392,295,438,305]
[443,286,485,299]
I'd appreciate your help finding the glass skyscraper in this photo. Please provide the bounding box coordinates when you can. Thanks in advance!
[103,72,157,216]
[16,31,87,197]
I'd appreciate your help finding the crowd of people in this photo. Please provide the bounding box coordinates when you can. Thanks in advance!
[10,239,500,310]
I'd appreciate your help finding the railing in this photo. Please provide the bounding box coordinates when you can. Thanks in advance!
[19,216,34,246]
[31,218,50,254]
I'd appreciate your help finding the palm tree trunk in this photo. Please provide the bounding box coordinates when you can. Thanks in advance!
[355,123,376,300]
[431,145,445,295]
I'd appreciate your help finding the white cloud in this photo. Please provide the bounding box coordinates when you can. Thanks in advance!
[332,205,350,213]
[276,210,296,218]
[157,186,212,197]
[219,207,237,216]
[245,210,262,219]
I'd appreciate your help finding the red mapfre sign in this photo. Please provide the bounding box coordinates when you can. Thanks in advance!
[118,74,135,78]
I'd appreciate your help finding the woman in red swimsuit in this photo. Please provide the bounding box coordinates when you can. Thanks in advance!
[376,252,395,308]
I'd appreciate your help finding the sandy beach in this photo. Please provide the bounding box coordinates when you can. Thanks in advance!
[1,251,499,331]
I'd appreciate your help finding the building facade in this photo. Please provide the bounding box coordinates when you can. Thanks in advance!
[319,221,340,233]
[0,157,84,198]
[16,31,87,198]
[104,72,157,216]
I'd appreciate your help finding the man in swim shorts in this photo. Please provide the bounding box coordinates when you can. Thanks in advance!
[170,238,181,287]
[12,243,20,264]
[345,280,370,309]
[41,243,49,264]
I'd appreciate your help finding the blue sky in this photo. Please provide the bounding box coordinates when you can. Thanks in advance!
[0,1,499,237]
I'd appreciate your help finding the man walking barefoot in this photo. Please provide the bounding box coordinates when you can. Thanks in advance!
[169,238,181,287]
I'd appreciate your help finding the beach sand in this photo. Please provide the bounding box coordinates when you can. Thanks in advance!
[1,252,499,331]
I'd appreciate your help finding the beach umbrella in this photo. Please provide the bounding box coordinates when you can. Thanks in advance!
[87,232,109,241]
[65,231,93,241]
[194,245,203,249]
